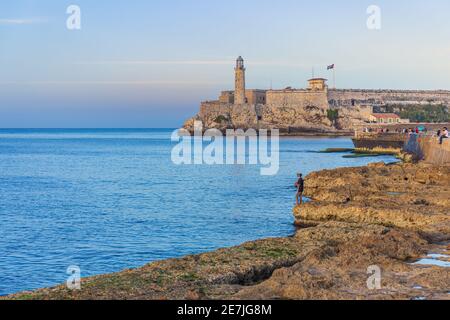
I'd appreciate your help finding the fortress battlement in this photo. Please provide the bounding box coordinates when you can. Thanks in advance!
[329,89,450,94]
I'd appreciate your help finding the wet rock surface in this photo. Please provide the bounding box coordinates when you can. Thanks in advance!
[5,163,449,300]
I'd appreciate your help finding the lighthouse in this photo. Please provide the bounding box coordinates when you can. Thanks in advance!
[234,56,246,104]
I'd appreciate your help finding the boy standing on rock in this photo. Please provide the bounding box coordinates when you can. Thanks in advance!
[295,173,304,206]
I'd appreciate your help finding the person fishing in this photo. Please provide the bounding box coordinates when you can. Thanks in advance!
[440,127,449,145]
[295,173,304,206]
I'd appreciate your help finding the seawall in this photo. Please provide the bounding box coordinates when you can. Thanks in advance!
[405,135,450,166]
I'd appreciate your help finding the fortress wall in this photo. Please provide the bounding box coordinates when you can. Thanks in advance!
[266,90,329,109]
[328,89,450,106]
[246,90,267,105]
[194,87,450,132]
[219,91,234,104]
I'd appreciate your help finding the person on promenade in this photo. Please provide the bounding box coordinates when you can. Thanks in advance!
[295,173,304,206]
[439,127,449,145]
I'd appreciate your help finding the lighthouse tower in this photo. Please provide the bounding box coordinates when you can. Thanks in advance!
[234,56,246,104]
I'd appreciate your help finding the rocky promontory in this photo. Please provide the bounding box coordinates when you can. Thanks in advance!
[5,163,449,300]
[183,102,356,136]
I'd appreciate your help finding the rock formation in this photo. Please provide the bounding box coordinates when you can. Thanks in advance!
[295,162,450,241]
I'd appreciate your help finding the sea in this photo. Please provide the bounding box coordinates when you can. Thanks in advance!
[0,129,398,295]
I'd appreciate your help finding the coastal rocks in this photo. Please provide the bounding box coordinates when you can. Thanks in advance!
[233,224,449,300]
[5,162,449,300]
[232,222,433,300]
[6,237,312,300]
[295,163,450,241]
[236,162,450,300]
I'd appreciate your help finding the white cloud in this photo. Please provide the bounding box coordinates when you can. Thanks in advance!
[74,60,311,68]
[0,18,47,25]
[74,60,231,66]
[0,80,226,86]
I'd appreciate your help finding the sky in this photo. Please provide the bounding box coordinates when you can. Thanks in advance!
[0,0,449,128]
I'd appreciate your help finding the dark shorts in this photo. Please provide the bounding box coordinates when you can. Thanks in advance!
[297,189,304,193]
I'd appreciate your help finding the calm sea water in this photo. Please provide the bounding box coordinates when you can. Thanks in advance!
[0,129,397,295]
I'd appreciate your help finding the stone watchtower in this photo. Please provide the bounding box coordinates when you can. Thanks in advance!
[234,56,246,104]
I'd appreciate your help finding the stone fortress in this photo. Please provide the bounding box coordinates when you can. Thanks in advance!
[184,57,450,134]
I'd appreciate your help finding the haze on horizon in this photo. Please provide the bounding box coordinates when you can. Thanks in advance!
[0,0,449,128]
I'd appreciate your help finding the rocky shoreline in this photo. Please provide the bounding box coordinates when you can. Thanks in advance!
[183,126,354,137]
[4,162,449,300]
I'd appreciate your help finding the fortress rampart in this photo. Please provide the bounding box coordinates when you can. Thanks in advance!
[266,89,329,109]
[328,89,450,107]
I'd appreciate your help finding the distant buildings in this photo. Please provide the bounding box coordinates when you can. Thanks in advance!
[368,113,411,124]
[370,113,401,124]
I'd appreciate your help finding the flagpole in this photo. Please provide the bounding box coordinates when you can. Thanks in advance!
[333,67,336,89]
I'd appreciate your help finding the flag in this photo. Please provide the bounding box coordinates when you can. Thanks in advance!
[327,64,335,70]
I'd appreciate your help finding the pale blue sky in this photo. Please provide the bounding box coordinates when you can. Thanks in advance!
[0,0,449,128]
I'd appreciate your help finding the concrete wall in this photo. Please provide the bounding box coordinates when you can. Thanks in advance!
[404,135,450,166]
